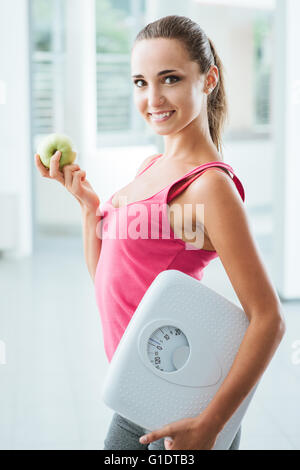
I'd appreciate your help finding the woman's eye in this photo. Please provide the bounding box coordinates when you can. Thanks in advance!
[134,79,145,87]
[165,75,179,84]
[133,75,180,87]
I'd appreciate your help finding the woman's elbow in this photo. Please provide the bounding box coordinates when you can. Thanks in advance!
[277,315,286,340]
[275,303,287,338]
[271,308,286,343]
[252,306,286,340]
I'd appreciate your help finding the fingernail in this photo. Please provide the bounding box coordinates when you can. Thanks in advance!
[139,436,147,444]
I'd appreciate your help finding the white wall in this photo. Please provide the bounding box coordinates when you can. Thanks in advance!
[0,0,33,258]
[272,0,300,299]
[189,3,255,131]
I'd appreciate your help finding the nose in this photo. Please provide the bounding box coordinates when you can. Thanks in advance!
[147,85,164,108]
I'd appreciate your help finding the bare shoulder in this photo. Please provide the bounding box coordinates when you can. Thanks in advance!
[186,167,245,235]
[135,154,160,177]
[186,168,283,323]
[188,167,241,203]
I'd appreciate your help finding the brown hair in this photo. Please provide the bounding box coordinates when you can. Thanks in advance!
[133,15,228,159]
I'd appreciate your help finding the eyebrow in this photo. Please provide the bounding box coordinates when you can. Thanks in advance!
[131,69,178,79]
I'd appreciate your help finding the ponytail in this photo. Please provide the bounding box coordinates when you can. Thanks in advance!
[207,38,228,160]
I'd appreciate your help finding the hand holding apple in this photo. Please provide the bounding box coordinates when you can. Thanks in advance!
[37,133,77,170]
[35,144,100,212]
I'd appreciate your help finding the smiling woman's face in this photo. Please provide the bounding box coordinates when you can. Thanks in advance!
[131,38,207,135]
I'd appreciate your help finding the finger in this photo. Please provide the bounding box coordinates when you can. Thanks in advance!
[139,426,171,445]
[34,154,49,177]
[73,170,86,187]
[62,163,80,174]
[63,164,81,187]
[49,151,63,178]
[71,170,86,192]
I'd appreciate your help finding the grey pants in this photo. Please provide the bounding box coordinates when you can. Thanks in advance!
[103,412,241,450]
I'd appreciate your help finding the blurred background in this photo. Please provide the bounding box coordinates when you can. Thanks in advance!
[0,0,299,450]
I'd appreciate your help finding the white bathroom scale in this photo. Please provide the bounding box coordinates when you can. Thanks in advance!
[102,269,259,450]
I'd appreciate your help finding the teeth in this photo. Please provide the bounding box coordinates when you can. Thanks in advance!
[151,111,173,119]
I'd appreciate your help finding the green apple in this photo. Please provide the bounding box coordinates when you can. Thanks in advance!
[37,133,77,170]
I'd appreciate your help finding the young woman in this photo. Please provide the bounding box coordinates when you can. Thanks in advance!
[35,15,285,451]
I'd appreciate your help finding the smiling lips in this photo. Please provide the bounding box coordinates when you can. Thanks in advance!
[149,110,175,114]
[149,110,176,122]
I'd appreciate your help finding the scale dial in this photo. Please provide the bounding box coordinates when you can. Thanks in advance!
[147,325,190,372]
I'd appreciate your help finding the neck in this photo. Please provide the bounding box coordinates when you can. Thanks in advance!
[162,115,222,165]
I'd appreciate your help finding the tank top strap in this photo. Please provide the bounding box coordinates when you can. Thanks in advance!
[136,154,163,177]
[168,162,245,203]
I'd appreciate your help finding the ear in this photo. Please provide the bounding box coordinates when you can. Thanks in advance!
[206,65,219,91]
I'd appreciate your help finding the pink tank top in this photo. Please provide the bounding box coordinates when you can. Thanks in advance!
[94,154,245,362]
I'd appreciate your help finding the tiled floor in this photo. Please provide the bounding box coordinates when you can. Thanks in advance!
[0,231,299,450]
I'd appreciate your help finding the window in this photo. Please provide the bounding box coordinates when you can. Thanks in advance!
[96,0,151,147]
[31,0,65,136]
[31,0,149,146]
[253,11,273,130]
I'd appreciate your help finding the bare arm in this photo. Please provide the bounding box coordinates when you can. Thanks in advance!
[80,203,102,282]
[188,169,286,430]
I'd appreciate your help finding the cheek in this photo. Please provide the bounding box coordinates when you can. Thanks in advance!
[180,86,202,115]
[175,83,198,110]
[178,94,197,116]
